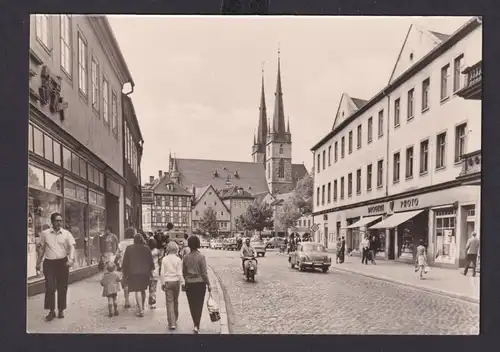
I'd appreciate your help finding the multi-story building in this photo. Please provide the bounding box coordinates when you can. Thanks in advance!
[311,18,482,269]
[122,94,144,229]
[192,185,231,235]
[219,186,256,234]
[28,15,135,293]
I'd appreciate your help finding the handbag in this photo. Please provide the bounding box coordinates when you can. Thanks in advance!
[206,292,221,322]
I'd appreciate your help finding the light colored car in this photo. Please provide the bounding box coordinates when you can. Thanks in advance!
[210,239,223,250]
[289,242,331,273]
[200,238,209,248]
[250,239,266,257]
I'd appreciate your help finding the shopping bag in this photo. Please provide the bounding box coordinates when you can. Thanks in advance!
[206,293,221,322]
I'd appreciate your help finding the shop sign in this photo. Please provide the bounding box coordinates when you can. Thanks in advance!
[398,197,419,210]
[367,203,385,214]
[142,190,154,204]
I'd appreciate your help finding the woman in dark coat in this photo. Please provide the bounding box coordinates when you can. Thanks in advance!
[122,234,154,317]
[182,236,212,334]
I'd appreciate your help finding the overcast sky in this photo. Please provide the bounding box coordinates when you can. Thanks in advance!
[108,16,471,182]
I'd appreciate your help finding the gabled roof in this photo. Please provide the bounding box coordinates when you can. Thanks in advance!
[429,30,451,42]
[351,97,368,109]
[193,184,230,212]
[218,186,255,200]
[152,176,193,196]
[331,93,368,131]
[174,158,269,194]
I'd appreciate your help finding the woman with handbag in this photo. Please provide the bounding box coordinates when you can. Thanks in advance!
[160,241,184,330]
[182,236,211,334]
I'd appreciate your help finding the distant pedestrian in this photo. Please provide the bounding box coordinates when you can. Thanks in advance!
[339,236,346,263]
[100,262,121,317]
[183,235,212,334]
[148,237,160,309]
[115,227,135,309]
[101,226,119,264]
[369,235,377,264]
[361,235,370,265]
[414,239,428,280]
[36,212,76,322]
[179,233,190,259]
[160,241,185,330]
[335,238,341,263]
[463,232,480,277]
[122,234,155,317]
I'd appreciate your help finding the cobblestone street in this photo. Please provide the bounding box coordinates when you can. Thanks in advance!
[204,248,479,335]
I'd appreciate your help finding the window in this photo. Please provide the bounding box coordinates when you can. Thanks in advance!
[60,15,71,75]
[420,139,429,174]
[333,180,338,201]
[35,15,50,49]
[322,150,326,170]
[328,146,331,166]
[406,146,414,178]
[357,125,362,149]
[327,182,331,203]
[279,144,283,154]
[278,159,285,178]
[44,134,53,162]
[340,177,345,199]
[268,164,271,179]
[356,169,361,194]
[407,89,414,120]
[367,164,372,191]
[341,137,345,158]
[368,117,373,143]
[394,98,400,127]
[316,187,320,206]
[28,125,33,152]
[441,64,450,100]
[91,57,99,112]
[79,159,87,179]
[435,209,457,263]
[436,132,447,169]
[455,123,467,163]
[321,185,325,205]
[111,91,118,135]
[347,173,352,197]
[63,147,71,170]
[334,142,338,162]
[378,110,384,137]
[77,33,88,95]
[377,160,383,188]
[422,78,430,111]
[102,79,109,125]
[348,131,353,154]
[393,152,400,183]
[317,154,320,173]
[453,55,464,92]
[33,127,44,156]
[124,126,129,160]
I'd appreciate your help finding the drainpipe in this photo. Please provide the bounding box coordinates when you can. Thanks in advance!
[383,89,390,197]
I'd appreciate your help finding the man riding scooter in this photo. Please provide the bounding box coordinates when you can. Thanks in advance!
[240,238,257,275]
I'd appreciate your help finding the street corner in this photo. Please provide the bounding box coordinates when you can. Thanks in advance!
[207,264,230,334]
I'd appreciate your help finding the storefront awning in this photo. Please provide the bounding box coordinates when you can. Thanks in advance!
[368,210,424,229]
[346,215,383,229]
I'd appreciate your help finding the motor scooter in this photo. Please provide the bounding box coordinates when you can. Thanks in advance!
[243,256,258,282]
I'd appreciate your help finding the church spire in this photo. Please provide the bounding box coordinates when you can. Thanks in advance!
[287,116,290,133]
[256,62,267,147]
[272,46,286,138]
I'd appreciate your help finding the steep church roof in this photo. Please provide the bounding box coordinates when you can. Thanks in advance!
[271,49,287,139]
[254,71,268,154]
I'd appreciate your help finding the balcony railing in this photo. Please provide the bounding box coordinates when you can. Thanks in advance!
[456,150,481,185]
[456,61,482,100]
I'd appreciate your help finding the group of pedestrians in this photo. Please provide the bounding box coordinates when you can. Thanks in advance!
[36,212,212,334]
[361,234,378,265]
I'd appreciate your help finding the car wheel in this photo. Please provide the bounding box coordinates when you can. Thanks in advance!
[298,265,304,272]
[289,257,295,269]
[322,267,329,273]
[261,253,265,257]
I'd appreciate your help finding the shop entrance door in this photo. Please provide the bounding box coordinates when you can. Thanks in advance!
[336,222,341,241]
[324,226,328,248]
[388,228,395,260]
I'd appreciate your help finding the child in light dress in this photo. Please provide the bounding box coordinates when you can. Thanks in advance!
[101,262,121,317]
[414,239,428,280]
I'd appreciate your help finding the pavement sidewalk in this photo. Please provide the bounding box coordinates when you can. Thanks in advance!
[27,267,226,334]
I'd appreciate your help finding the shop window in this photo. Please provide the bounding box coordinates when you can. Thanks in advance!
[71,153,80,175]
[44,134,53,162]
[53,141,61,166]
[88,165,94,184]
[63,147,71,171]
[28,124,33,152]
[435,209,457,264]
[28,164,44,188]
[64,199,88,270]
[76,185,87,202]
[99,172,105,188]
[89,190,97,205]
[33,127,44,156]
[88,205,105,265]
[79,159,87,179]
[45,171,61,193]
[64,180,77,199]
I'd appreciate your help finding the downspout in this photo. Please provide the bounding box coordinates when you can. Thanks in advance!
[383,89,390,197]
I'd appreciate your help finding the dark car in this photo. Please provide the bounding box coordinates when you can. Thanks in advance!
[289,242,332,273]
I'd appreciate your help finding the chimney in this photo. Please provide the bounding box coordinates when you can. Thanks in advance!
[158,170,162,178]
[149,176,154,184]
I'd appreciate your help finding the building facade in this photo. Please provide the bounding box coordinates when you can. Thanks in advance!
[28,14,134,293]
[192,185,231,235]
[122,94,144,230]
[311,18,482,269]
[219,186,256,234]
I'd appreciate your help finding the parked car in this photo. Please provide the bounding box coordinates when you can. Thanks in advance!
[265,237,285,249]
[200,238,209,248]
[210,239,223,250]
[223,237,238,251]
[250,238,267,257]
[289,242,331,273]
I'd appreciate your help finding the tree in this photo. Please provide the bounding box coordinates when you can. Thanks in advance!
[235,214,252,236]
[275,198,302,232]
[199,207,218,236]
[293,173,313,214]
[240,201,274,238]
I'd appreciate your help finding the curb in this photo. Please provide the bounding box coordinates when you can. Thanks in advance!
[330,266,480,304]
[207,265,230,334]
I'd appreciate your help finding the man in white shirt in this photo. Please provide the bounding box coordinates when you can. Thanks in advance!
[36,212,76,321]
[464,231,480,277]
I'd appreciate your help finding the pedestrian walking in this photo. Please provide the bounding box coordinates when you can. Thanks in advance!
[122,234,155,317]
[361,235,370,265]
[148,237,160,309]
[463,232,480,277]
[35,212,76,321]
[182,235,212,334]
[115,227,135,309]
[179,233,190,259]
[414,239,428,280]
[100,226,119,264]
[160,241,185,330]
[369,234,377,265]
[100,262,121,317]
[335,237,341,264]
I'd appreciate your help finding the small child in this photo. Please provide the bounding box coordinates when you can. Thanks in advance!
[100,262,121,317]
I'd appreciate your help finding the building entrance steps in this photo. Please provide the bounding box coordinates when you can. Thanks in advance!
[329,255,479,303]
[27,266,228,334]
